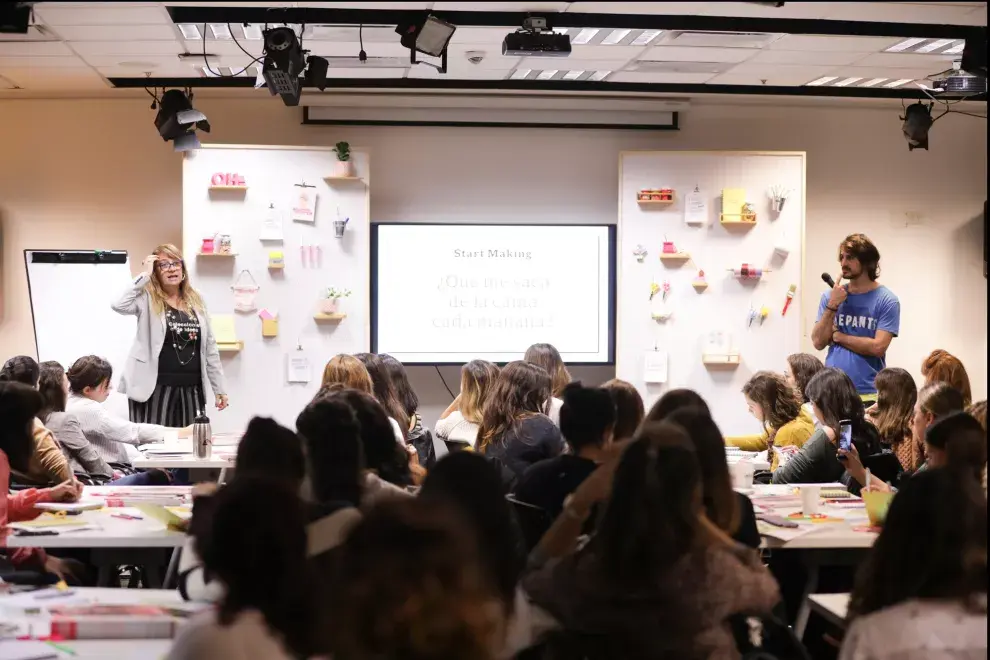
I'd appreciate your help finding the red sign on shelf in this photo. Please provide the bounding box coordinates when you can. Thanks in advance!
[211,172,246,186]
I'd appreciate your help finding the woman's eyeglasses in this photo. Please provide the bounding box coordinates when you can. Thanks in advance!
[156,260,183,271]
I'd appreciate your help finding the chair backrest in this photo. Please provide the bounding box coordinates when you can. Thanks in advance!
[506,494,553,551]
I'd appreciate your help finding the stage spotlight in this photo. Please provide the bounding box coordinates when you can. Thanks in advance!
[154,89,210,152]
[901,102,933,151]
[0,2,32,34]
[396,14,456,58]
[306,55,329,91]
[263,26,306,106]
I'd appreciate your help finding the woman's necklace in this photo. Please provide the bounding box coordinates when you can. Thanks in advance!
[166,303,199,366]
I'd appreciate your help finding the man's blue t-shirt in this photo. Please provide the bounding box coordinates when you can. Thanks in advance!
[817,285,900,394]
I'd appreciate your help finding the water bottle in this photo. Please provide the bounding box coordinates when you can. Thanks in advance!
[193,412,212,460]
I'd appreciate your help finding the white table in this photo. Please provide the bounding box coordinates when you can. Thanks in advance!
[808,592,851,629]
[0,587,199,658]
[725,452,771,472]
[132,434,239,481]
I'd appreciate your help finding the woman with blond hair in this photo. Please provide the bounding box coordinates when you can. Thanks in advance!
[112,244,228,427]
[435,360,500,449]
[868,367,920,470]
[320,354,374,393]
[921,349,972,406]
[524,343,571,425]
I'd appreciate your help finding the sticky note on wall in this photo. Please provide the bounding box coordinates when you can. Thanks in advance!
[722,188,747,215]
[211,314,238,344]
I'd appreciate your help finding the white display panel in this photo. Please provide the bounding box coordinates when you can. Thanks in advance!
[372,224,615,365]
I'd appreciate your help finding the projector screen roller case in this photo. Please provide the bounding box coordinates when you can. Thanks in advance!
[371,224,616,365]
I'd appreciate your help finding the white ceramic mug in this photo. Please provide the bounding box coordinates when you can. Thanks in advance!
[730,461,755,489]
[800,485,821,516]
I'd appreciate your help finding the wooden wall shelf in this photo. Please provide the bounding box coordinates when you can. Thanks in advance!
[208,185,248,192]
[198,252,237,257]
[217,341,244,353]
[720,213,757,225]
[637,199,675,206]
[659,252,691,263]
[268,264,285,270]
[323,176,364,183]
[702,354,741,367]
[692,281,709,291]
[314,313,347,322]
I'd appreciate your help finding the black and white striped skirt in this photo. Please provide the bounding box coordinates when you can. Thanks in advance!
[128,383,205,427]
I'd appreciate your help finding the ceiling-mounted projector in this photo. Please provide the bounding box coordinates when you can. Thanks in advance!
[503,17,570,57]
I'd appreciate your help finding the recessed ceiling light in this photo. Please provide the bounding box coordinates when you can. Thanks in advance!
[178,24,201,40]
[242,24,263,40]
[944,41,965,55]
[510,68,532,80]
[860,78,886,87]
[833,77,863,87]
[563,70,585,80]
[572,28,600,45]
[587,70,611,82]
[806,76,839,86]
[201,66,221,77]
[884,78,914,87]
[885,37,926,53]
[209,24,232,40]
[916,38,955,54]
[631,30,662,46]
[602,29,631,46]
[536,69,559,80]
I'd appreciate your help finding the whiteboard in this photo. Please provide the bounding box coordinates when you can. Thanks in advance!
[372,224,615,365]
[24,250,136,384]
[183,145,371,432]
[617,152,805,435]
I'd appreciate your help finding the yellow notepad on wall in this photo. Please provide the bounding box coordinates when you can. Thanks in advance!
[211,314,238,345]
[722,188,747,216]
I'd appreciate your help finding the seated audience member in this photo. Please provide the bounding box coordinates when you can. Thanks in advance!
[523,422,780,658]
[321,354,374,392]
[600,378,645,441]
[435,360,500,449]
[477,361,564,488]
[313,387,414,506]
[38,360,113,481]
[645,387,711,423]
[1,356,73,486]
[381,354,434,467]
[167,478,326,660]
[867,367,920,470]
[420,453,551,657]
[514,382,615,521]
[328,499,504,660]
[667,408,761,549]
[0,382,83,582]
[179,416,317,603]
[921,348,972,406]
[839,469,987,660]
[355,352,410,445]
[772,368,881,491]
[524,342,571,425]
[924,412,987,484]
[728,371,814,471]
[967,400,987,494]
[65,355,183,465]
[784,352,824,413]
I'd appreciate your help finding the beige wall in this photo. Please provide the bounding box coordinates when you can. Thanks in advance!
[1,97,985,424]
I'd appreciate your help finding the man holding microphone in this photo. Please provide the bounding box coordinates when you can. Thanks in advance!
[812,234,901,400]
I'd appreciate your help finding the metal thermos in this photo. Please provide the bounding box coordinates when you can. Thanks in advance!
[193,412,212,459]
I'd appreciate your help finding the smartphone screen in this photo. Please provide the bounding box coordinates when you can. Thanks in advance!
[838,420,853,452]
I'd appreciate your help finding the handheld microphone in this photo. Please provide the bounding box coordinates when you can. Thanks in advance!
[821,273,836,288]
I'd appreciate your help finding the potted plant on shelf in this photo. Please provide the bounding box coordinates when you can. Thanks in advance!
[332,141,352,177]
[320,287,352,314]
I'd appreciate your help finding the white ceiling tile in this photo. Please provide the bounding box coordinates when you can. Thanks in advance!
[183,40,264,57]
[433,2,568,10]
[96,64,198,77]
[698,1,832,19]
[565,2,711,15]
[34,4,170,26]
[748,49,871,66]
[308,41,412,58]
[306,26,395,43]
[446,44,521,69]
[70,40,183,56]
[408,66,512,80]
[852,52,958,69]
[641,46,760,64]
[767,35,902,53]
[609,71,717,84]
[0,67,109,90]
[326,68,409,78]
[0,41,75,57]
[518,57,631,70]
[823,2,979,23]
[713,63,836,85]
[449,27,512,45]
[76,53,179,68]
[966,4,987,25]
[569,45,647,62]
[49,24,178,41]
[834,67,941,81]
[295,2,431,7]
[0,56,86,68]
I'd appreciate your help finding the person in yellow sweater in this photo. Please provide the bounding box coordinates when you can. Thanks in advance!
[727,371,815,471]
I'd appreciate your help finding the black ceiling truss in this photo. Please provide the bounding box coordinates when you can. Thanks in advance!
[142,6,987,101]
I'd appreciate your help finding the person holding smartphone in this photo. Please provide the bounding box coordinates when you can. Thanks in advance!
[772,368,881,493]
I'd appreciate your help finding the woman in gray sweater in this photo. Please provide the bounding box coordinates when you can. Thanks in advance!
[38,361,113,480]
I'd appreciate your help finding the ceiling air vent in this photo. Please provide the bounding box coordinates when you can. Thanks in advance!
[666,31,782,49]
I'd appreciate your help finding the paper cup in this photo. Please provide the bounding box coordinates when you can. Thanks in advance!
[800,485,821,516]
[730,461,755,489]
